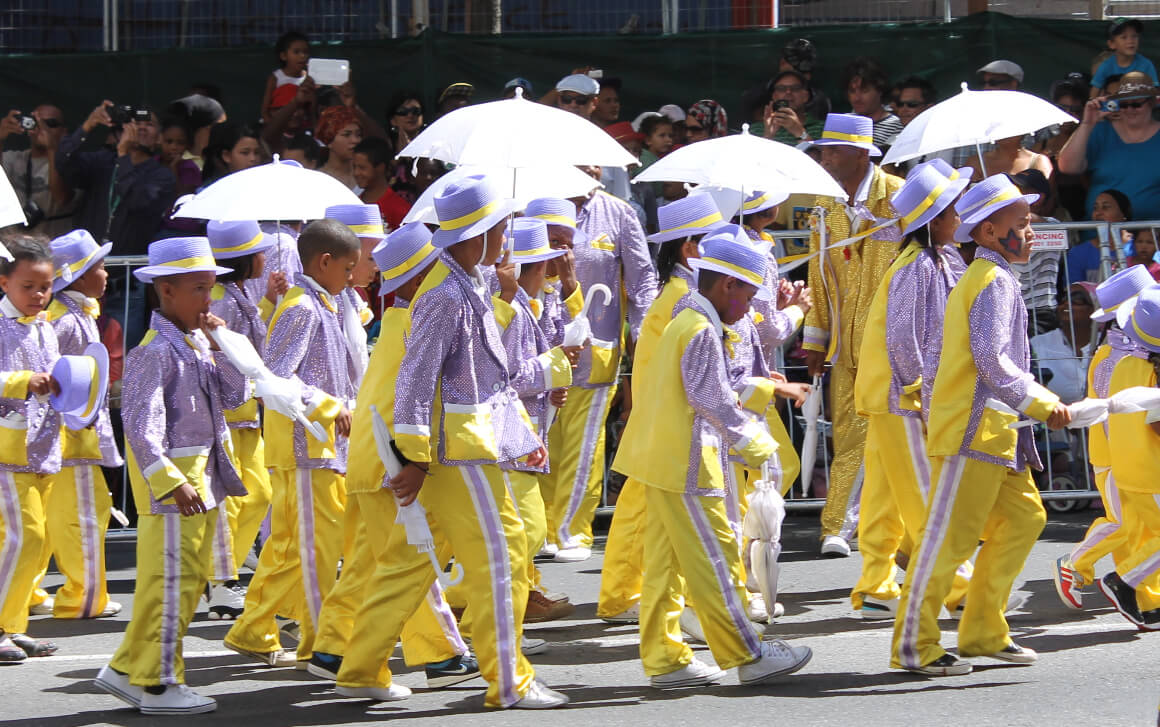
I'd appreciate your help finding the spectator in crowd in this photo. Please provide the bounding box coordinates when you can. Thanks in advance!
[1126,225,1160,280]
[1069,189,1133,284]
[353,137,410,230]
[157,117,202,197]
[261,31,310,124]
[554,74,600,121]
[1091,18,1157,97]
[282,131,323,169]
[881,77,943,176]
[684,99,728,143]
[841,57,902,150]
[0,105,78,237]
[262,75,316,157]
[315,105,362,189]
[1010,169,1063,334]
[779,37,831,121]
[761,70,822,146]
[1031,282,1097,405]
[1058,78,1160,222]
[436,82,473,117]
[636,114,673,174]
[977,59,1022,90]
[658,104,685,144]
[200,121,262,189]
[966,134,1053,183]
[502,77,534,100]
[166,93,226,170]
[592,77,622,128]
[1036,73,1089,221]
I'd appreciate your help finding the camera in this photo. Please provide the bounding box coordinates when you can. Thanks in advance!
[773,99,791,111]
[18,115,36,131]
[1101,99,1120,113]
[106,103,151,127]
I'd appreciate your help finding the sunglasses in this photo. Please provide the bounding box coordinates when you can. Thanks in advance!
[559,93,591,106]
[895,100,926,108]
[38,118,62,129]
[394,107,422,117]
[982,77,1013,87]
[1119,100,1149,109]
[773,84,804,94]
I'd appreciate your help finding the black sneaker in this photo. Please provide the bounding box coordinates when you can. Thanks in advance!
[904,653,972,676]
[1138,607,1160,632]
[306,652,342,681]
[1099,572,1145,627]
[425,654,481,689]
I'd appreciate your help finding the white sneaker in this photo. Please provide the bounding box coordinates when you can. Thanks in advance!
[861,596,899,621]
[207,581,246,620]
[771,602,785,619]
[553,546,592,563]
[538,543,559,557]
[94,664,143,708]
[335,684,412,701]
[243,547,260,572]
[139,684,217,715]
[522,637,549,655]
[601,603,640,624]
[737,639,812,685]
[97,601,123,618]
[224,641,297,667]
[747,594,769,624]
[28,596,54,616]
[512,680,569,709]
[649,658,726,689]
[980,642,1037,664]
[679,607,706,643]
[820,536,851,558]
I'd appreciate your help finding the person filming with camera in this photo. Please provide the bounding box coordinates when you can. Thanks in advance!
[761,70,823,146]
[0,105,77,237]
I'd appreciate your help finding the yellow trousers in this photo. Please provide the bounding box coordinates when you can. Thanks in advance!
[1071,470,1133,584]
[640,486,761,677]
[225,427,272,571]
[853,414,971,610]
[336,463,535,709]
[0,471,52,634]
[892,455,1045,669]
[822,363,866,538]
[225,468,345,662]
[546,384,616,548]
[313,491,465,666]
[596,476,647,618]
[1115,490,1160,602]
[110,508,218,686]
[46,465,112,618]
[509,470,547,591]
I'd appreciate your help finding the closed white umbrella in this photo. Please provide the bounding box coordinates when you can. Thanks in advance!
[403,165,602,225]
[174,158,362,221]
[742,465,786,622]
[797,374,824,497]
[882,84,1078,168]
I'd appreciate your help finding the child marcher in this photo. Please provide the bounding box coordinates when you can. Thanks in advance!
[44,230,123,620]
[94,236,246,714]
[892,174,1071,677]
[326,203,385,384]
[336,175,568,709]
[851,160,975,621]
[1091,18,1158,97]
[522,197,586,351]
[204,220,285,618]
[616,224,813,689]
[225,220,359,668]
[0,236,62,663]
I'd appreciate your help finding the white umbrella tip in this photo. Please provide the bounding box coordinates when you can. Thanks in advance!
[514,87,525,100]
[960,81,970,92]
[742,122,751,135]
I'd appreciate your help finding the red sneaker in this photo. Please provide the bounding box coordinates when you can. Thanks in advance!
[1053,555,1084,610]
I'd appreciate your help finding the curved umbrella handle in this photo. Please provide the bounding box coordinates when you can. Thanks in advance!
[430,552,466,587]
[581,283,613,318]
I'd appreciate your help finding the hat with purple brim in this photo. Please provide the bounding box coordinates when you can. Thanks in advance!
[952,173,1040,244]
[430,175,519,249]
[49,229,113,294]
[49,342,109,430]
[133,236,232,283]
[1092,264,1155,322]
[523,197,588,247]
[207,219,277,261]
[325,203,388,240]
[741,189,791,217]
[372,221,440,295]
[1119,283,1160,352]
[648,192,725,243]
[811,113,882,157]
[508,218,566,264]
[891,158,971,235]
[687,223,773,301]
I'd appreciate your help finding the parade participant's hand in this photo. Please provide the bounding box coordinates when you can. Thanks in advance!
[335,406,352,438]
[526,445,548,468]
[266,271,289,303]
[82,100,114,134]
[390,464,427,506]
[777,279,794,308]
[199,313,227,349]
[496,250,518,303]
[768,370,787,384]
[555,249,578,299]
[0,110,22,143]
[776,380,812,407]
[561,345,582,367]
[172,483,208,517]
[805,349,828,377]
[1046,402,1072,431]
[549,388,568,407]
[793,283,812,315]
[28,373,60,397]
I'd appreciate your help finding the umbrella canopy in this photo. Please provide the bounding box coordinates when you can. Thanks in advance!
[403,165,602,225]
[397,91,637,169]
[882,84,1078,166]
[0,165,25,232]
[175,159,362,221]
[634,126,847,201]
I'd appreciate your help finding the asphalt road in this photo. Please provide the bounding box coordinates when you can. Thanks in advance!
[3,511,1158,727]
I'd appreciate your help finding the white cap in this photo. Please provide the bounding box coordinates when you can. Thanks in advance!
[631,111,663,132]
[556,73,600,96]
[977,60,1024,83]
[658,104,686,123]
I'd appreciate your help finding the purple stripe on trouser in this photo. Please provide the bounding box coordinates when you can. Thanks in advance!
[0,472,23,611]
[903,418,931,501]
[426,582,468,655]
[296,470,323,625]
[898,455,966,669]
[160,513,181,685]
[1124,494,1160,588]
[558,387,610,546]
[461,466,519,706]
[75,466,99,618]
[682,493,761,657]
[1070,471,1120,565]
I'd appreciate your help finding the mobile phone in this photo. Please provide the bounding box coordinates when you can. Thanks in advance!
[1102,99,1119,113]
[773,99,791,111]
[308,58,351,87]
[587,69,604,80]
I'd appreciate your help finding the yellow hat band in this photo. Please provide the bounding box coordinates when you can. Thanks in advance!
[821,130,873,145]
[743,193,771,211]
[661,212,723,236]
[901,170,961,230]
[156,255,218,272]
[81,357,100,420]
[439,200,502,231]
[381,242,437,280]
[348,223,385,236]
[1134,315,1160,346]
[531,213,577,228]
[55,249,99,279]
[701,255,763,287]
[513,244,557,259]
[212,231,265,256]
[959,186,1021,220]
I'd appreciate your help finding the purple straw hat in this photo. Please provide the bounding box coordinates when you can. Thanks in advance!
[1093,264,1155,322]
[430,175,518,249]
[648,193,724,243]
[953,174,1039,243]
[812,113,882,157]
[891,158,971,235]
[1120,283,1160,352]
[49,342,109,430]
[325,203,388,240]
[372,221,440,295]
[509,218,566,264]
[687,223,772,300]
[134,237,232,283]
[50,229,112,294]
[207,219,276,260]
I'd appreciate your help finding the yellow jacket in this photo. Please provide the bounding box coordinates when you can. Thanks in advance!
[346,304,409,495]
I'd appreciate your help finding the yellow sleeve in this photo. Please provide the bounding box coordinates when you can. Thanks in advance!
[538,347,574,390]
[140,453,190,503]
[734,423,778,469]
[1019,380,1061,422]
[492,294,517,331]
[738,376,778,415]
[781,304,805,332]
[562,282,584,319]
[0,371,32,399]
[802,222,830,353]
[258,296,275,322]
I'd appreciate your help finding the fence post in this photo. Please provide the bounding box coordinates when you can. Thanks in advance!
[942,0,952,22]
[1090,0,1105,20]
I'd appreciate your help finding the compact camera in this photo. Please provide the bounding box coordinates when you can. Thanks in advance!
[107,103,151,126]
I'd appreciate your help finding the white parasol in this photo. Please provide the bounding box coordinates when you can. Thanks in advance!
[742,463,786,623]
[403,165,601,226]
[174,158,362,221]
[797,374,825,496]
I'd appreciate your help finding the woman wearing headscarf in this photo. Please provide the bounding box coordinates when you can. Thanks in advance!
[684,100,729,143]
[316,105,363,190]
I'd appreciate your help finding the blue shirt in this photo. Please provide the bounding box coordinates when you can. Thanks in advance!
[1066,241,1103,285]
[1084,120,1160,222]
[1092,53,1159,90]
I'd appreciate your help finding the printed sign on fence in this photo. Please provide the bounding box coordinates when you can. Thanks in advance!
[1032,227,1068,252]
